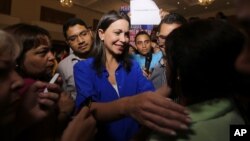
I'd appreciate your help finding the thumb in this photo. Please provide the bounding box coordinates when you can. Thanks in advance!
[155,84,171,97]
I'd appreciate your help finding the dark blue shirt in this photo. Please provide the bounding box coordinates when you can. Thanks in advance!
[74,58,155,141]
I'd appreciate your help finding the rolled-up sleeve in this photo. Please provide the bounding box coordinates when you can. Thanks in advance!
[74,59,95,109]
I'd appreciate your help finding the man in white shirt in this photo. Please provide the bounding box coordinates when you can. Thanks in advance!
[57,18,94,100]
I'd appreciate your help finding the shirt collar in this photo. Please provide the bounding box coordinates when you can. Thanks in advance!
[102,61,124,76]
[71,54,84,62]
[188,98,234,123]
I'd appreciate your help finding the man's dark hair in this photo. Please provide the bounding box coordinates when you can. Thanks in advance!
[63,18,88,39]
[158,13,187,32]
[134,31,150,42]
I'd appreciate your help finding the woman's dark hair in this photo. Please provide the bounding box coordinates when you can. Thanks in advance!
[92,10,131,75]
[4,23,51,78]
[166,19,245,101]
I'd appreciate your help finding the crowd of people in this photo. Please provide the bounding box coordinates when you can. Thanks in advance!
[1,0,250,141]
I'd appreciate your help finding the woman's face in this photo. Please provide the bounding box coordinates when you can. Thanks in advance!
[22,36,55,78]
[0,54,23,126]
[99,19,129,56]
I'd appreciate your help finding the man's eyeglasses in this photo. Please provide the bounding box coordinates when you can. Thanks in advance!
[67,30,89,42]
[158,35,168,40]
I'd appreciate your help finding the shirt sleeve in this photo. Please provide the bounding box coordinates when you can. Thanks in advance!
[57,62,67,92]
[74,60,96,109]
[133,60,155,93]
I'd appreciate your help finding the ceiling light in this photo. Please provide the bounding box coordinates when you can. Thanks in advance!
[60,0,73,7]
[198,0,215,6]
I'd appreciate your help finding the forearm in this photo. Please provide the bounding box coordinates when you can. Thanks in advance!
[90,97,130,122]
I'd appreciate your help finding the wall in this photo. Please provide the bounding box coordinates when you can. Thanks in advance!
[187,8,236,19]
[0,0,103,40]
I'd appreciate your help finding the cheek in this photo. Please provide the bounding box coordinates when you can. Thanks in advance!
[146,44,151,49]
[125,37,129,43]
[86,36,93,43]
[103,38,113,47]
[23,57,47,74]
[159,38,165,43]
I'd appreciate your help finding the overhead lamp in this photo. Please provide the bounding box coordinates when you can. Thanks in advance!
[60,0,73,7]
[198,0,215,6]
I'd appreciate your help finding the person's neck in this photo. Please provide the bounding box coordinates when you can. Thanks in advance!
[105,53,119,71]
[74,52,90,59]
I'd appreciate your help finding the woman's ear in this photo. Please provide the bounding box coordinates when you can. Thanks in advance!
[98,29,104,41]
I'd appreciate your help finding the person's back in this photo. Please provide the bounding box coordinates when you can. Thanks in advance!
[148,19,246,141]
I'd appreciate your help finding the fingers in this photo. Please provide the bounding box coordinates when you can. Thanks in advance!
[149,96,190,124]
[154,97,188,115]
[46,83,62,93]
[61,107,97,141]
[142,69,151,79]
[141,96,190,124]
[143,103,190,126]
[128,93,191,136]
[55,76,63,86]
[76,107,91,119]
[29,81,47,92]
[38,92,59,107]
[143,119,178,136]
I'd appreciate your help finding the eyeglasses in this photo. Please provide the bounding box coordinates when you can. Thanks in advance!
[135,40,150,46]
[67,30,89,42]
[158,35,168,40]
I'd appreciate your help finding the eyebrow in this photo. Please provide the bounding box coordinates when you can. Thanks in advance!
[68,30,88,36]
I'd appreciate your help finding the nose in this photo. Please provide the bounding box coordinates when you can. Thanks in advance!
[120,34,127,43]
[142,42,147,48]
[77,36,85,44]
[47,51,55,61]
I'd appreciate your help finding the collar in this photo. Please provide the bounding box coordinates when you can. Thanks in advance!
[103,61,123,77]
[70,54,84,62]
[188,98,234,123]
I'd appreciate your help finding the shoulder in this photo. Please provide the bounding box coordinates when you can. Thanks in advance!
[130,59,141,69]
[153,52,163,60]
[74,58,94,69]
[58,54,75,66]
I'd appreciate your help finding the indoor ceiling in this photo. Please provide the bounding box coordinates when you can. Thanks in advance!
[73,0,235,17]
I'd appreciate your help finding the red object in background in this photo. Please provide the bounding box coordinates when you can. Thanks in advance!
[18,78,36,96]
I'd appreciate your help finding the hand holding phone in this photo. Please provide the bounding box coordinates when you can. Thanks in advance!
[44,73,59,93]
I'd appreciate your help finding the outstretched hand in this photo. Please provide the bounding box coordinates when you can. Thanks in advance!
[126,85,191,136]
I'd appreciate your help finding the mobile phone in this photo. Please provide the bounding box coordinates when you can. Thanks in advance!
[43,73,59,93]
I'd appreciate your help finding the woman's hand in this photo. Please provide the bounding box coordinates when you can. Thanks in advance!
[125,85,191,136]
[61,107,97,141]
